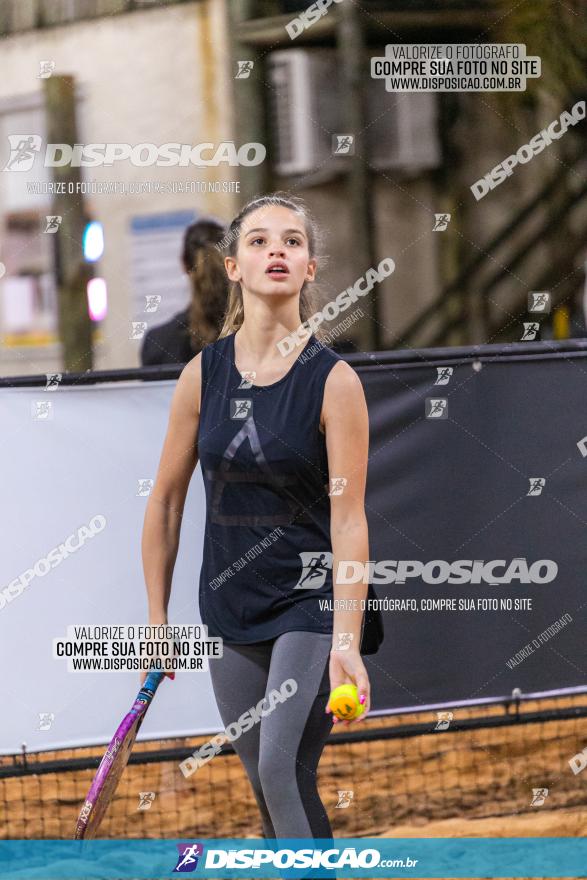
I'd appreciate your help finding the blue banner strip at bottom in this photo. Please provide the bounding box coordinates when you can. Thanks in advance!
[0,838,585,879]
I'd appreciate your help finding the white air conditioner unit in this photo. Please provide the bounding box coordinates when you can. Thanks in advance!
[366,87,441,171]
[266,50,341,176]
[266,49,441,176]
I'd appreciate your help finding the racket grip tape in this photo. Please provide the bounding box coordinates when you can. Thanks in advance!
[142,669,165,694]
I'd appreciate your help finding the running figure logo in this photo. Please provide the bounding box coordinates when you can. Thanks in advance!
[4,135,42,172]
[333,134,354,155]
[231,398,253,419]
[335,789,354,808]
[38,61,56,78]
[293,551,333,589]
[426,398,448,419]
[173,843,204,872]
[137,791,156,811]
[528,291,551,313]
[527,478,545,496]
[44,215,62,233]
[530,788,549,807]
[144,295,162,313]
[433,213,451,231]
[235,60,254,79]
[434,711,453,731]
[521,322,540,341]
[434,366,453,386]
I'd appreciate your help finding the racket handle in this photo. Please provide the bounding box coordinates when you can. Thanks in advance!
[142,669,165,693]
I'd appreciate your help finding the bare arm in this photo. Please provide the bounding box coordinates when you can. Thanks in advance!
[142,354,202,628]
[323,360,371,723]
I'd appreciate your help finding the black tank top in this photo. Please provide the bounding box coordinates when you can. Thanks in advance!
[197,331,342,643]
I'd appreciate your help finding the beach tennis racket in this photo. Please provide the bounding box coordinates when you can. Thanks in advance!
[74,669,165,839]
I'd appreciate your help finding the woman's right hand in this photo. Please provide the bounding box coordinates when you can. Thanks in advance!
[139,616,176,687]
[326,647,370,726]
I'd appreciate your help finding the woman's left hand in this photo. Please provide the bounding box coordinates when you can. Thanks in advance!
[326,648,371,726]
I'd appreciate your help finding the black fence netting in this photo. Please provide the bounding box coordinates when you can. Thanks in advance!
[1,694,586,839]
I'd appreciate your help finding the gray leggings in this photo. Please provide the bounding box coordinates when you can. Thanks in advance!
[208,630,334,841]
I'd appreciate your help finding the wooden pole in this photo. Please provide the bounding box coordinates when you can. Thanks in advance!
[43,75,93,372]
[226,0,270,204]
[336,3,380,352]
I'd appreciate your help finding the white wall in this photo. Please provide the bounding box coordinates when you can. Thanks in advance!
[0,0,239,375]
[0,379,223,754]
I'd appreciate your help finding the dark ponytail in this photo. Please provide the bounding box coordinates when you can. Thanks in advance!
[181,221,229,352]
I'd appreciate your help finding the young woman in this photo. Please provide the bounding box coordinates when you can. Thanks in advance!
[141,193,376,841]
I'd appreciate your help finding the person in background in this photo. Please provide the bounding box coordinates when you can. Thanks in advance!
[140,219,229,366]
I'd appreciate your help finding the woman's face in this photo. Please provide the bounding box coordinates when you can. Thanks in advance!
[225,205,316,298]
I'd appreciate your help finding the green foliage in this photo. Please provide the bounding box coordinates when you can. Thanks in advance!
[494,0,587,104]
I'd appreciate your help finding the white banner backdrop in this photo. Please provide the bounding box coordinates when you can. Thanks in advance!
[0,379,223,755]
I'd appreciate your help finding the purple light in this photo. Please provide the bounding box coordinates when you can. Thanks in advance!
[87,277,107,321]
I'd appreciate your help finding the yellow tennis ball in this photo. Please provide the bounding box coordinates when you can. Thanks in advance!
[328,684,365,720]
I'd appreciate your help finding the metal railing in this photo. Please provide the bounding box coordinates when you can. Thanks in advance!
[399,146,587,349]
